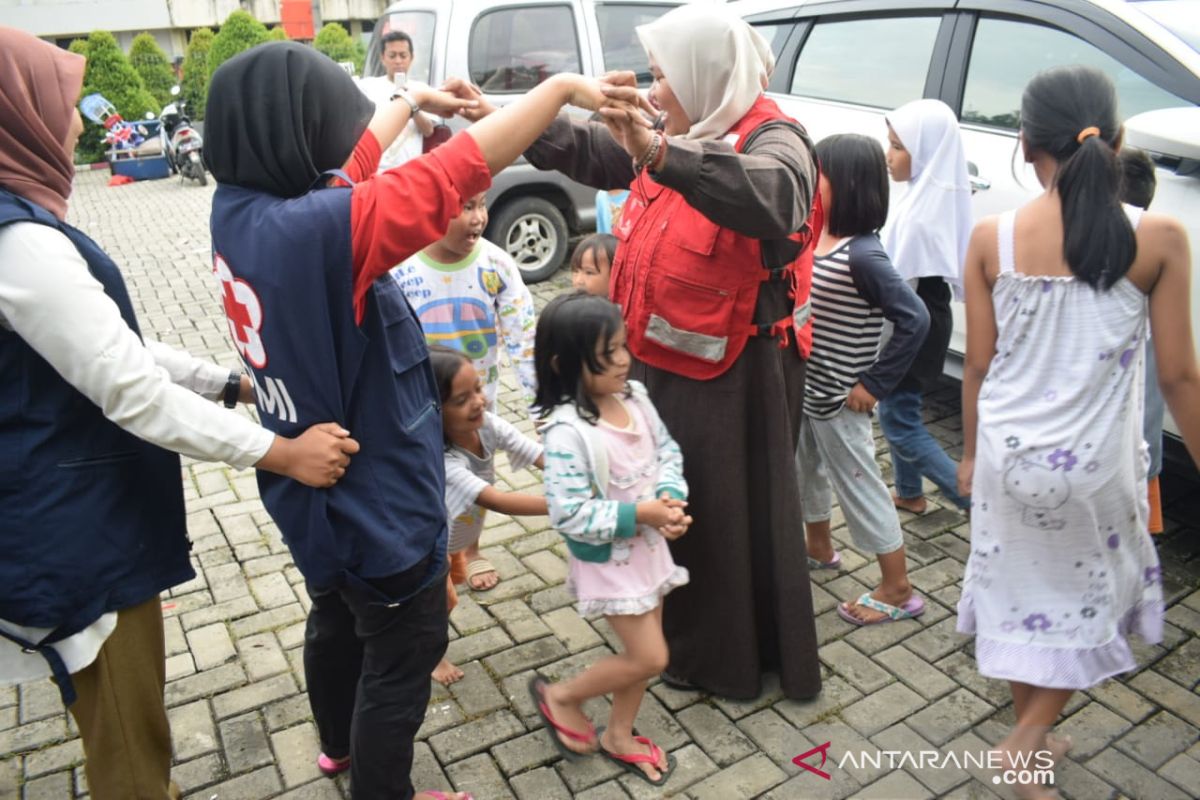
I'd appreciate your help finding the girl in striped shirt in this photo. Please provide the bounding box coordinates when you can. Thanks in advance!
[798,134,931,625]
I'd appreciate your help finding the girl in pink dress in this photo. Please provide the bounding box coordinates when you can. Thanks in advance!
[529,292,691,786]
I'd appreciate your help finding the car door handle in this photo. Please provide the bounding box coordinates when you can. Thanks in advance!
[967,161,990,193]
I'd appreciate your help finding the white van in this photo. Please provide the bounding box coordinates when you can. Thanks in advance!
[364,0,719,282]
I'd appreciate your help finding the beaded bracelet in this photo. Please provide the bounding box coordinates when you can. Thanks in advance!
[634,132,663,172]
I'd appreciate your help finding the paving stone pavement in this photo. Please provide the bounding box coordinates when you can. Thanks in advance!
[2,171,1198,800]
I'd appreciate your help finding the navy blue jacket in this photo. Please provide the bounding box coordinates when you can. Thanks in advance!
[0,189,192,699]
[209,183,446,599]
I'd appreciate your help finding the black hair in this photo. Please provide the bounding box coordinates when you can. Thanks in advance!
[428,344,471,404]
[532,291,626,423]
[382,30,414,53]
[570,233,618,274]
[1118,147,1156,210]
[1020,65,1135,289]
[814,134,889,237]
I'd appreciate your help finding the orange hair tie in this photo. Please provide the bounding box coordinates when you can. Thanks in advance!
[1076,126,1101,144]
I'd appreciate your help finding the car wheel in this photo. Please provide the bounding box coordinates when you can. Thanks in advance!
[487,197,568,283]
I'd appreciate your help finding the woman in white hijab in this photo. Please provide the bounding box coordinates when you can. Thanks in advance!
[878,99,974,516]
[471,2,823,741]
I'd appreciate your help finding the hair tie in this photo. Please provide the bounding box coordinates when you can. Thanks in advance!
[1076,126,1101,144]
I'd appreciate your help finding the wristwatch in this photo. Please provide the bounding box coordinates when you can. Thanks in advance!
[390,88,421,117]
[223,370,242,408]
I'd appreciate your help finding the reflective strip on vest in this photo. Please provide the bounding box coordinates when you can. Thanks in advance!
[793,298,812,330]
[645,314,728,363]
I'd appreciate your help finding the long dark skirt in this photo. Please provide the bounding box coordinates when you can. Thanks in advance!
[630,284,822,701]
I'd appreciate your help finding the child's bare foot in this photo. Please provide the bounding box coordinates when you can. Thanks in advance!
[1045,733,1072,765]
[892,493,928,514]
[600,728,671,783]
[414,792,473,800]
[992,740,1062,799]
[432,658,464,685]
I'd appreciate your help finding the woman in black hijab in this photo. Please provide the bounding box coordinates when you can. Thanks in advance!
[205,43,607,800]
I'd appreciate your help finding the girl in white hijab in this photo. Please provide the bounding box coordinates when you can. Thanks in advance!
[878,99,974,516]
[882,98,974,292]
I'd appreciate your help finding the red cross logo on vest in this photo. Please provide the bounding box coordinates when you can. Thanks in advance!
[213,253,267,368]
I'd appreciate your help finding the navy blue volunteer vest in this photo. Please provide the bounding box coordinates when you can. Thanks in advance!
[209,183,446,598]
[0,189,192,702]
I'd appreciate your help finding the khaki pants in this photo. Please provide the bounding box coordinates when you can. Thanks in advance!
[68,596,180,800]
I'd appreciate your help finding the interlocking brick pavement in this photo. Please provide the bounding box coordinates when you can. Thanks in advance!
[2,170,1198,799]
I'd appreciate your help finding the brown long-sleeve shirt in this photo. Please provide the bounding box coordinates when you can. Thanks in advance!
[524,113,817,243]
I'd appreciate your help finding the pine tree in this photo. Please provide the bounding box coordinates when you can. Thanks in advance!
[129,32,176,108]
[267,27,289,42]
[67,38,89,58]
[181,27,214,120]
[75,30,158,163]
[314,23,363,75]
[208,10,269,78]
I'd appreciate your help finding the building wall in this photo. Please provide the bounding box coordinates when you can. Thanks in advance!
[5,0,386,57]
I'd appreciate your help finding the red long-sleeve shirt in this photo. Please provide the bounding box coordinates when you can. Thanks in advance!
[346,129,491,322]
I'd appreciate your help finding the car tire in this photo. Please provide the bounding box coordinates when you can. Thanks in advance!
[487,196,568,283]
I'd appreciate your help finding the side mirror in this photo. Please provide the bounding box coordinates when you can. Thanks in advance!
[170,85,181,97]
[1124,108,1200,177]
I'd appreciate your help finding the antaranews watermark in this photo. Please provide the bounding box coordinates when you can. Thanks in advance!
[794,742,1055,788]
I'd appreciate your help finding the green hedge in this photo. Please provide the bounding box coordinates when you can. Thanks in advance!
[129,32,176,109]
[208,10,269,78]
[314,22,364,75]
[181,27,214,120]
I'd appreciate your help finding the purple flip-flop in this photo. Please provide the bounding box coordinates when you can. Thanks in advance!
[837,592,925,626]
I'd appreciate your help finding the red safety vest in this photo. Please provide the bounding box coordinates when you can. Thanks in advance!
[610,95,821,381]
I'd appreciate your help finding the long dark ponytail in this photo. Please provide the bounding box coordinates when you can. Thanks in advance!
[1020,65,1135,289]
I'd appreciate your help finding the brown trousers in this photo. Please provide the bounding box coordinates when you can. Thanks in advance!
[67,596,180,800]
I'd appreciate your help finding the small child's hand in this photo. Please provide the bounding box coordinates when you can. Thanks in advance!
[846,383,878,414]
[635,498,679,529]
[659,513,693,541]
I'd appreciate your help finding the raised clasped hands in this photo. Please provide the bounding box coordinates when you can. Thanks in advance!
[590,71,656,161]
[407,80,480,119]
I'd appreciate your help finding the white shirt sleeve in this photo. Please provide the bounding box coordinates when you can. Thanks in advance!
[0,223,273,468]
[488,412,543,472]
[444,449,489,520]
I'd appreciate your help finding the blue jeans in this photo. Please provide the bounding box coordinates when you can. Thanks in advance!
[878,389,969,510]
[1144,338,1164,479]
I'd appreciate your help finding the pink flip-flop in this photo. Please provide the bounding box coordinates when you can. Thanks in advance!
[837,592,925,626]
[316,752,350,777]
[528,675,598,759]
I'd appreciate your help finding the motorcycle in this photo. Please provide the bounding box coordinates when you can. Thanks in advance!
[160,85,206,186]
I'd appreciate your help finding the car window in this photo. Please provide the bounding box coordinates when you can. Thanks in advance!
[789,16,941,108]
[470,5,582,93]
[751,23,789,60]
[961,16,1189,129]
[375,12,436,84]
[596,4,677,86]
